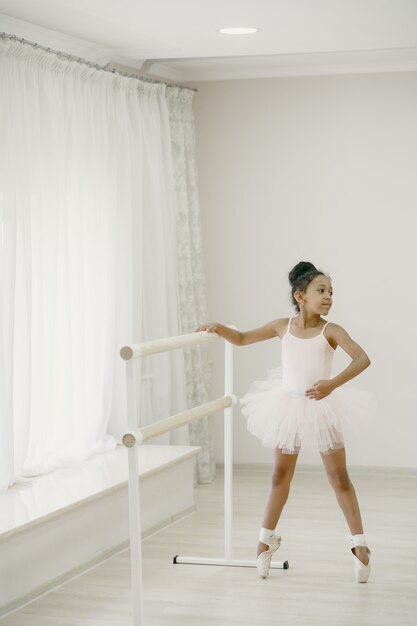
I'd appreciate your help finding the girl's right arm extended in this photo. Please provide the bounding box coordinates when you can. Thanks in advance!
[195,319,286,346]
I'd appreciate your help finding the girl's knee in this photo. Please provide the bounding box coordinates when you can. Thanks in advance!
[271,466,294,487]
[327,469,351,491]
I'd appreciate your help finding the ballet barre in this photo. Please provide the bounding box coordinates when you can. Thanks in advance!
[122,395,233,447]
[121,330,289,626]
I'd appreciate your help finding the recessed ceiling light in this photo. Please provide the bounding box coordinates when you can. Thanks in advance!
[218,27,259,35]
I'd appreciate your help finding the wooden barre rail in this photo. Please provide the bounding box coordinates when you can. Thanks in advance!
[122,395,235,447]
[120,330,221,360]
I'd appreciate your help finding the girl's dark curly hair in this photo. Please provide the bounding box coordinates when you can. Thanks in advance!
[289,261,326,312]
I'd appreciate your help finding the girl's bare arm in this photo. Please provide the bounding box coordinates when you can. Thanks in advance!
[327,324,371,389]
[196,319,288,346]
[306,324,371,400]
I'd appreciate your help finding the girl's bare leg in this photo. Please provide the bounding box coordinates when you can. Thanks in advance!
[258,448,298,556]
[321,447,369,565]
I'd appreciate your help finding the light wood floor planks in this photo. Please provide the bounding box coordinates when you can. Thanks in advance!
[1,467,417,625]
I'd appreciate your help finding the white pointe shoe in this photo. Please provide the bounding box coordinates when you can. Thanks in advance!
[348,534,371,583]
[257,535,281,579]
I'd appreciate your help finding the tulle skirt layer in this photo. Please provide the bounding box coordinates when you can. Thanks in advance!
[240,367,374,455]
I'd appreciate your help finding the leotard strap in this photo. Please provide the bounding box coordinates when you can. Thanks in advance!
[287,317,293,333]
[320,321,330,335]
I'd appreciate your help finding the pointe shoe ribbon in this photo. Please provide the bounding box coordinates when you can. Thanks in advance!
[348,534,371,583]
[257,535,281,579]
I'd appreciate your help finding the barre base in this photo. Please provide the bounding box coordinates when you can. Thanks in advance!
[173,555,289,569]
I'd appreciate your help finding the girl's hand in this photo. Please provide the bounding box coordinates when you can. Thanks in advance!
[305,380,335,401]
[195,323,218,333]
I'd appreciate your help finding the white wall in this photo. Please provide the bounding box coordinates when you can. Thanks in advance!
[192,72,417,469]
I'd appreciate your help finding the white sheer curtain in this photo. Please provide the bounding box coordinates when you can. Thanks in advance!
[0,40,187,492]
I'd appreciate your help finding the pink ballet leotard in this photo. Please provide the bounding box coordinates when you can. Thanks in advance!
[240,317,373,455]
[282,317,333,396]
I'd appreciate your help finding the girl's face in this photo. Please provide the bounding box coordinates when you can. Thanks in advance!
[298,275,333,315]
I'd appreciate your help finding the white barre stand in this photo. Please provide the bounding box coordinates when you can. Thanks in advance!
[121,330,289,626]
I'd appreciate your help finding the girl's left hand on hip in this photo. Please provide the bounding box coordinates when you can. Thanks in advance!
[305,380,334,400]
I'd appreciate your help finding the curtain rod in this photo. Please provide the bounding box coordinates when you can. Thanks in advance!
[0,31,197,92]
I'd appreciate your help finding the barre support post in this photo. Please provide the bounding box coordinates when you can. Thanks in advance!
[224,337,233,561]
[125,359,144,626]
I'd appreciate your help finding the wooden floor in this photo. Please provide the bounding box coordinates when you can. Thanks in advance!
[1,466,417,626]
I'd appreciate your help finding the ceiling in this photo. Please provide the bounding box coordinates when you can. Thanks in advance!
[1,0,417,82]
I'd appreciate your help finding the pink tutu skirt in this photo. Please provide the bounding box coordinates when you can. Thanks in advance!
[240,367,375,455]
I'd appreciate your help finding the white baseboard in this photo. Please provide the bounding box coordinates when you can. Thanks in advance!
[216,462,417,476]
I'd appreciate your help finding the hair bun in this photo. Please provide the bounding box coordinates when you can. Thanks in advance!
[288,261,317,286]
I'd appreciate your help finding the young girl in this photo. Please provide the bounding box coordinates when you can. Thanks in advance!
[197,261,373,583]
